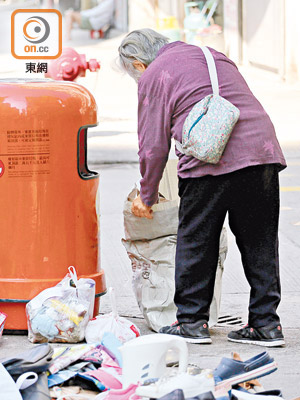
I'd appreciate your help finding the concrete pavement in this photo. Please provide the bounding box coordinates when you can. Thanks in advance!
[0,15,300,399]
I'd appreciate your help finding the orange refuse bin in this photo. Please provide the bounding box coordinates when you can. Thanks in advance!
[0,79,106,330]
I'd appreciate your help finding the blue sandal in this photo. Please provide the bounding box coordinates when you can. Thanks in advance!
[214,352,277,386]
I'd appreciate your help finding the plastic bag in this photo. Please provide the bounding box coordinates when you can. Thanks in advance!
[26,266,95,343]
[85,287,140,344]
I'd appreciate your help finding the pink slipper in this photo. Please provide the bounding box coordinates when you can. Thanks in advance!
[104,383,140,399]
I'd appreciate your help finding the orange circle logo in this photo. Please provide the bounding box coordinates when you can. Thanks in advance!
[23,16,50,44]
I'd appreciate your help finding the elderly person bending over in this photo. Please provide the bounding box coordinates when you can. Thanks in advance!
[65,0,114,40]
[118,29,287,347]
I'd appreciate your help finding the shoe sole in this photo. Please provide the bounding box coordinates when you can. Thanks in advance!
[228,337,285,347]
[136,375,215,398]
[184,337,212,344]
[215,361,278,387]
[231,389,283,400]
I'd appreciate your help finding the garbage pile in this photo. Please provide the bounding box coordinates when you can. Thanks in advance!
[0,332,291,400]
[26,267,140,346]
[0,269,295,399]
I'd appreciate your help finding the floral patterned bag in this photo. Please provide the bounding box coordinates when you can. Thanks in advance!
[175,46,240,164]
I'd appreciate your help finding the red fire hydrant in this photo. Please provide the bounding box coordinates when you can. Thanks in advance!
[45,47,100,81]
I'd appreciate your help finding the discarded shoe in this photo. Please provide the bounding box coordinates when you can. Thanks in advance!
[95,383,140,399]
[16,372,38,390]
[231,389,283,400]
[21,372,50,400]
[135,370,215,399]
[157,388,185,400]
[159,321,212,344]
[232,389,283,398]
[213,352,277,387]
[0,343,53,375]
[227,323,285,347]
[231,352,263,393]
[157,388,217,400]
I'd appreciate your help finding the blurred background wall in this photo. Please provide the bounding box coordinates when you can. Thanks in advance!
[125,0,300,83]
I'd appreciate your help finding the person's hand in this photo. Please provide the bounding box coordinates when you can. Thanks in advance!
[131,195,153,219]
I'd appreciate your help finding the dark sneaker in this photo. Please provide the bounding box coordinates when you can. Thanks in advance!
[228,323,285,347]
[159,320,212,344]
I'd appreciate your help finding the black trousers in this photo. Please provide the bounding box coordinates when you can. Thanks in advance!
[175,164,281,328]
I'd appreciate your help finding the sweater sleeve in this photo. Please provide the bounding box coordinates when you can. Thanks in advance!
[137,77,173,207]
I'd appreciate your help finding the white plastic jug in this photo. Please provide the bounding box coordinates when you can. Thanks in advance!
[119,333,188,388]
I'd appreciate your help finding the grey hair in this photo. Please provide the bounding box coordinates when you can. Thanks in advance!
[118,29,169,82]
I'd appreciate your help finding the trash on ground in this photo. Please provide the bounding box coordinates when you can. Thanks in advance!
[26,266,95,343]
[85,287,140,344]
[0,331,294,400]
[120,334,188,388]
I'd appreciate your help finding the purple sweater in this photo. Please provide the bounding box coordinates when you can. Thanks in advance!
[137,41,286,206]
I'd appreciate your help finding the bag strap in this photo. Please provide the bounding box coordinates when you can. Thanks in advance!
[175,46,219,154]
[200,46,219,96]
[68,266,78,286]
[109,287,118,318]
